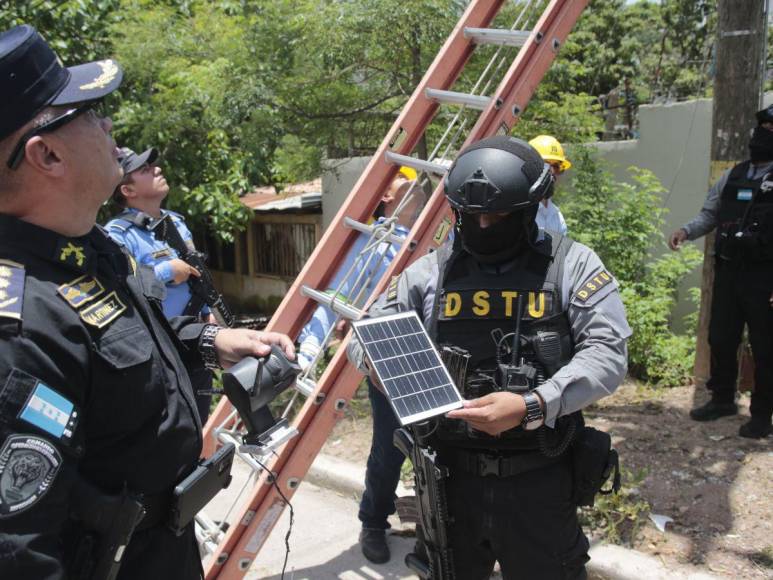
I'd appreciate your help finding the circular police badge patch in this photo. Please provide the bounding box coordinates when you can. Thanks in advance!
[0,434,62,518]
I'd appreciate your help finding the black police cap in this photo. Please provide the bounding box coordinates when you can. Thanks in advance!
[118,147,159,176]
[0,24,123,141]
[756,105,773,125]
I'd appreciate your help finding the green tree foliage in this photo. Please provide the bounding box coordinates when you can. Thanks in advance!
[0,0,120,63]
[546,0,715,102]
[560,147,702,386]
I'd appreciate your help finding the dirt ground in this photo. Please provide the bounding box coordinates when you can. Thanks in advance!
[321,381,773,579]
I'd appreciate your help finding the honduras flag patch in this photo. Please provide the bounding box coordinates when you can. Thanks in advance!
[18,383,78,444]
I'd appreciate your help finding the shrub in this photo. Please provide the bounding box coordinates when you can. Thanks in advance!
[561,146,702,386]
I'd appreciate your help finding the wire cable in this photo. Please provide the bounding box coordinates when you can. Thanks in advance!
[254,453,295,580]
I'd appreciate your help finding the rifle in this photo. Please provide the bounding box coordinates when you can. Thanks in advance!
[393,425,455,580]
[151,214,235,327]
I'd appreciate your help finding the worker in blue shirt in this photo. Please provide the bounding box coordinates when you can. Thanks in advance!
[530,135,570,235]
[297,167,424,564]
[105,147,215,423]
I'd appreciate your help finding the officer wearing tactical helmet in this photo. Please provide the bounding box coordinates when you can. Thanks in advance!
[349,136,631,578]
[669,105,773,439]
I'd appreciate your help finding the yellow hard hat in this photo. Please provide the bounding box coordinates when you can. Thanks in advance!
[528,135,571,173]
[398,166,418,181]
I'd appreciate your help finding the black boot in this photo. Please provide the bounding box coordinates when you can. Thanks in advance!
[359,528,390,564]
[689,399,737,421]
[739,417,772,439]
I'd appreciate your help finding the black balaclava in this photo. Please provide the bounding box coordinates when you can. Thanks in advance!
[749,126,773,163]
[458,204,539,264]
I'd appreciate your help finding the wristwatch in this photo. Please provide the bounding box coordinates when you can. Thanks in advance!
[199,324,221,370]
[522,392,544,431]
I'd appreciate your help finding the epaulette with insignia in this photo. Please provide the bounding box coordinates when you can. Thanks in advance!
[0,259,25,322]
[105,220,130,233]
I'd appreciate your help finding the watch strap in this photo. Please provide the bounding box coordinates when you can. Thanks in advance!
[522,392,544,431]
[199,324,221,370]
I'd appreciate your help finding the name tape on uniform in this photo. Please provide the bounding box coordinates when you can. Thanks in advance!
[79,291,126,328]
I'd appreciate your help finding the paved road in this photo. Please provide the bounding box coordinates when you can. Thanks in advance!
[248,481,417,580]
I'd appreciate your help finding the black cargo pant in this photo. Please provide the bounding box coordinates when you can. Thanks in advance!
[707,260,773,422]
[441,453,589,579]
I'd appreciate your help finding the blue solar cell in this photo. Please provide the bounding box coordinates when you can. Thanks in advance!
[352,311,463,425]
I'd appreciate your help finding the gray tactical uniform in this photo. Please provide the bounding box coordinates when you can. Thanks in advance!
[348,233,631,428]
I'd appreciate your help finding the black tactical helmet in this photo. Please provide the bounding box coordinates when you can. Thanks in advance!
[444,135,553,213]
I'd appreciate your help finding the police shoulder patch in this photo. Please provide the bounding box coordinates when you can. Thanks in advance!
[0,259,25,321]
[57,275,105,309]
[574,270,613,303]
[0,434,62,518]
[386,275,399,302]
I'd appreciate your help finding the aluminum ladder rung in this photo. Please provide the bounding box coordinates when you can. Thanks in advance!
[384,151,449,176]
[300,285,364,320]
[343,216,404,245]
[295,376,316,397]
[464,27,531,47]
[425,88,492,110]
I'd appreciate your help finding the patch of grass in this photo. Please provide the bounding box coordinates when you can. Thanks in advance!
[749,546,773,569]
[579,466,650,546]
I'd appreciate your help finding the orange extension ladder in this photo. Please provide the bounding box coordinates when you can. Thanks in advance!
[200,1,589,577]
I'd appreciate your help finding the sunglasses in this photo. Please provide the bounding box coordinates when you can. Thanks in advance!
[6,102,102,170]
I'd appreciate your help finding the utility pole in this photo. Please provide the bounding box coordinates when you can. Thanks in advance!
[693,0,766,387]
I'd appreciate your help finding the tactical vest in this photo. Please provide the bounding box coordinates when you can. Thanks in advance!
[431,233,575,450]
[716,161,773,263]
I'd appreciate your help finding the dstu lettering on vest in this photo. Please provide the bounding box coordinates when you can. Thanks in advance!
[502,291,519,317]
[441,289,550,319]
[445,292,462,317]
[528,291,545,318]
[472,291,490,316]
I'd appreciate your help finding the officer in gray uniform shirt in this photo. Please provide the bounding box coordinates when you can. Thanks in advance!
[669,105,773,439]
[348,136,631,579]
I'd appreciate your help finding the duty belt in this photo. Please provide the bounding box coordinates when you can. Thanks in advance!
[445,449,562,477]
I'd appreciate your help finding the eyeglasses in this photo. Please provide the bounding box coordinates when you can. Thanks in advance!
[6,102,102,170]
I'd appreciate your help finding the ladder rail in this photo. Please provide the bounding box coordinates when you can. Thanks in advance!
[203,1,510,576]
[203,1,589,577]
[202,0,506,459]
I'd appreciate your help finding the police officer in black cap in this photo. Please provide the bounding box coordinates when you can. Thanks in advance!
[349,136,631,578]
[669,105,773,439]
[0,25,294,578]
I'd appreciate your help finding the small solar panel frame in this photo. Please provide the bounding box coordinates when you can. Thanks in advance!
[352,311,463,425]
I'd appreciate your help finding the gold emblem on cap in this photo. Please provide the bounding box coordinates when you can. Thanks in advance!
[79,60,119,91]
[60,243,86,267]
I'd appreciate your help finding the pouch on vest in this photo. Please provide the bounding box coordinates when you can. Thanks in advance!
[571,426,620,507]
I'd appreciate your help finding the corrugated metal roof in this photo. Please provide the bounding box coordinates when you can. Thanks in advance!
[240,179,322,212]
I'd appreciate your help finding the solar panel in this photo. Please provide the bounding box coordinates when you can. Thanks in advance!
[352,311,463,425]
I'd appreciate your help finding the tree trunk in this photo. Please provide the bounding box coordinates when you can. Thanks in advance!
[693,0,765,388]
